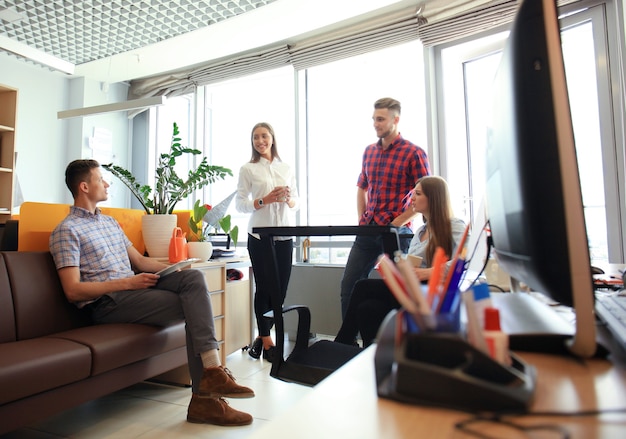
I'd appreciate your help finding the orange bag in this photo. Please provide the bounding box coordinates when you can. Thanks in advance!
[168,227,188,263]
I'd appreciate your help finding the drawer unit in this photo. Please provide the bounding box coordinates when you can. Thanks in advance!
[165,259,252,366]
[210,291,224,316]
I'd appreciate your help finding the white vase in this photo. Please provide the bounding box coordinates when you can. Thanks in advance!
[142,214,178,258]
[188,241,213,261]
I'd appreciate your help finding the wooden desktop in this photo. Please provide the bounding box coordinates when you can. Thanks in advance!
[249,323,626,439]
[249,227,626,437]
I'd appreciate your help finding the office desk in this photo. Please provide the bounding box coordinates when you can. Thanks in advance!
[248,343,626,439]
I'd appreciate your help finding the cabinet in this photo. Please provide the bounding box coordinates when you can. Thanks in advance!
[224,260,254,353]
[191,259,252,365]
[0,84,17,224]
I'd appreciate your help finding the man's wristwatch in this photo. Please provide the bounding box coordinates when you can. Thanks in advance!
[258,198,264,207]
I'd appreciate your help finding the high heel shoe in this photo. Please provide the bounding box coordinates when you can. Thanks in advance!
[247,338,263,359]
[263,346,276,363]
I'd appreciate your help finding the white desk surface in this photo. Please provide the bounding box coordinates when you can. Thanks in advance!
[248,343,626,439]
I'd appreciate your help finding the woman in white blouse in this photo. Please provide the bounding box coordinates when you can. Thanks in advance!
[235,122,300,362]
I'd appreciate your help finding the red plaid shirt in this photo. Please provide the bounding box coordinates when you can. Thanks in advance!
[357,134,430,226]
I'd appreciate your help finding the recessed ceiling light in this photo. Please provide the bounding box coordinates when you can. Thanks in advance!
[0,8,27,24]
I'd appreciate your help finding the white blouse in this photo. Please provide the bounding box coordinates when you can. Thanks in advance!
[407,218,467,267]
[235,157,300,239]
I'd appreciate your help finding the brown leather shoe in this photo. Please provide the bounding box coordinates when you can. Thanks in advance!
[198,366,255,398]
[187,394,252,426]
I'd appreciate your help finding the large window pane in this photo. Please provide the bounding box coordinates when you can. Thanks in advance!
[305,40,427,264]
[439,32,508,222]
[149,95,194,210]
[439,6,616,265]
[202,67,296,237]
[561,20,608,262]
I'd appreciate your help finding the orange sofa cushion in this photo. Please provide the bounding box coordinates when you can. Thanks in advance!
[17,202,146,253]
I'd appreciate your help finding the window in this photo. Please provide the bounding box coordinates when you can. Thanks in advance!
[201,67,296,238]
[148,94,194,210]
[143,0,625,265]
[150,42,428,264]
[433,2,624,265]
[303,40,428,263]
[149,67,296,237]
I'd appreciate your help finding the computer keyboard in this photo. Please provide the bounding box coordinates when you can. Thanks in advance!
[595,293,626,349]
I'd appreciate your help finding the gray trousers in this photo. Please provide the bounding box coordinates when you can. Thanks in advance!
[88,269,217,393]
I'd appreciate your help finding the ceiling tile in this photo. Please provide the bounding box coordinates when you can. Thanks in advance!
[0,0,277,66]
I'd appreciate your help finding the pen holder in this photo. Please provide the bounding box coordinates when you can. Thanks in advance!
[400,307,461,336]
[375,309,536,413]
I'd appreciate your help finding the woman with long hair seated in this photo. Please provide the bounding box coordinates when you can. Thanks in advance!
[335,175,466,348]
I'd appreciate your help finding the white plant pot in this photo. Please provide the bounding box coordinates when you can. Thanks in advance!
[187,241,213,261]
[142,214,178,258]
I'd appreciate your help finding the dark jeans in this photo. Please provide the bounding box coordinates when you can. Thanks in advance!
[87,269,216,394]
[335,278,400,348]
[247,234,293,337]
[339,226,412,318]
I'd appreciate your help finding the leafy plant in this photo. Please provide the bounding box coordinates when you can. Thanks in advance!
[188,200,212,242]
[217,214,239,248]
[103,122,232,214]
[187,200,239,247]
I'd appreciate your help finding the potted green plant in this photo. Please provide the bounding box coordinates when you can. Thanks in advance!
[187,198,239,261]
[102,122,232,257]
[187,200,215,261]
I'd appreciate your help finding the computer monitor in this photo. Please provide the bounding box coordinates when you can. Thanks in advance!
[485,0,598,357]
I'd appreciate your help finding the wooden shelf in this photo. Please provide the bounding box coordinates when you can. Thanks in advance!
[0,84,17,224]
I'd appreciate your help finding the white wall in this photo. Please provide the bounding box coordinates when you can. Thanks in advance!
[69,78,132,209]
[0,53,131,209]
[0,53,69,206]
[284,264,345,336]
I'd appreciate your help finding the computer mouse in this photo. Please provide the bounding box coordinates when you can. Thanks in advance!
[591,266,605,275]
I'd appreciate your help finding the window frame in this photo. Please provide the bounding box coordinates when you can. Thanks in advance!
[425,0,626,263]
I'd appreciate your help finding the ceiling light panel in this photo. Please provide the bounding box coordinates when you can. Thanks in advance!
[0,0,277,66]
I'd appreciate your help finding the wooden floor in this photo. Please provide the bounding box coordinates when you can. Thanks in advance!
[0,341,314,439]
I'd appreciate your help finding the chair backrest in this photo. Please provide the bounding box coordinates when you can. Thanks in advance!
[0,220,18,250]
[256,226,400,386]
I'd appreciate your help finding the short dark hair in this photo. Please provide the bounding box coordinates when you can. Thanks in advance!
[65,159,100,198]
[374,97,401,116]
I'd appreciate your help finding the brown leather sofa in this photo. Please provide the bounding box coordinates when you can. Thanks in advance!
[0,251,187,435]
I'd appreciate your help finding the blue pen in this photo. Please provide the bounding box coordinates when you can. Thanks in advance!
[448,258,466,291]
[403,311,420,333]
[439,258,466,313]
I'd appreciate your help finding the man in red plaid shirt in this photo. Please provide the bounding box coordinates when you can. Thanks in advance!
[340,97,430,320]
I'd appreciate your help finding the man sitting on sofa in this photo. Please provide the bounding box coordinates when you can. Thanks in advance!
[49,159,254,427]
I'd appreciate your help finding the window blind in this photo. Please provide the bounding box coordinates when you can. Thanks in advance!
[129,45,291,100]
[417,0,582,47]
[289,14,422,71]
[130,0,583,99]
[417,0,520,47]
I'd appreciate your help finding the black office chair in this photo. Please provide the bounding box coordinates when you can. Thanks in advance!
[0,220,18,251]
[263,303,362,386]
[256,226,401,386]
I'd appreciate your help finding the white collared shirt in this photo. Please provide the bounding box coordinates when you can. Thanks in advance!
[235,157,300,239]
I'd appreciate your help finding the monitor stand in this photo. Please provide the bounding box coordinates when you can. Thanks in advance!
[490,292,608,357]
